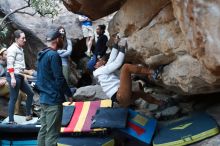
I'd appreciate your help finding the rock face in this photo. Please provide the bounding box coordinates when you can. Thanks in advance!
[125,4,180,66]
[62,0,126,20]
[162,55,218,94]
[172,0,220,76]
[108,0,220,95]
[63,0,220,95]
[108,0,171,37]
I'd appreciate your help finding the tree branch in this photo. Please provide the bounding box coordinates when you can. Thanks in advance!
[17,11,37,16]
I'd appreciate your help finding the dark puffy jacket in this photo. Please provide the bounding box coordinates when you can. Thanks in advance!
[36,48,72,105]
[94,34,108,57]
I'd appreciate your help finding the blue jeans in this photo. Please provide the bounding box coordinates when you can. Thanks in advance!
[6,74,34,121]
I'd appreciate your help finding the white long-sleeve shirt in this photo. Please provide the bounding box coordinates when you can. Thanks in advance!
[7,43,26,74]
[93,47,125,98]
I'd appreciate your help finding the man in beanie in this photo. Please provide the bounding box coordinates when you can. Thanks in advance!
[37,27,73,146]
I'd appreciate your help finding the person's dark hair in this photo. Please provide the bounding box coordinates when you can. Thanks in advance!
[57,26,64,30]
[100,53,109,62]
[98,24,106,34]
[57,26,67,49]
[14,30,24,39]
[57,26,66,34]
[58,26,66,38]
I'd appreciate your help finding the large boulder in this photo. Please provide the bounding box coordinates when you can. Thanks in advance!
[62,0,126,20]
[107,1,220,95]
[108,0,171,37]
[162,54,219,94]
[125,4,179,66]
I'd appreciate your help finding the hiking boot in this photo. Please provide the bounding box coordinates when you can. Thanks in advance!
[26,115,33,121]
[8,121,17,125]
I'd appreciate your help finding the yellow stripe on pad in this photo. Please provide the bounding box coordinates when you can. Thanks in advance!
[57,143,69,146]
[153,127,219,146]
[74,101,90,132]
[102,139,115,146]
[100,100,112,107]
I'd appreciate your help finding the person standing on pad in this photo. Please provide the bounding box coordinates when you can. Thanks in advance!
[6,30,34,124]
[37,28,73,146]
